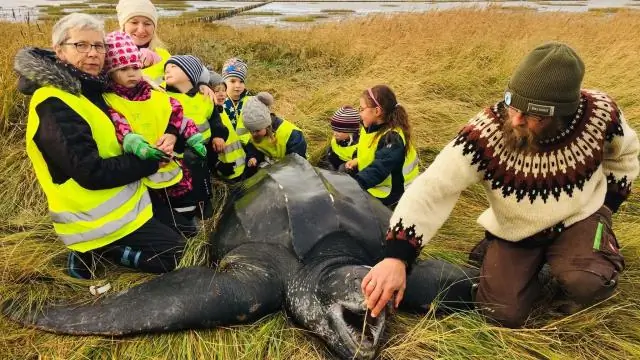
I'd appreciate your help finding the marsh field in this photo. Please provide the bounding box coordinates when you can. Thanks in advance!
[1,7,640,360]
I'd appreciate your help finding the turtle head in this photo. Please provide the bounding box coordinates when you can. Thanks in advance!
[287,265,388,360]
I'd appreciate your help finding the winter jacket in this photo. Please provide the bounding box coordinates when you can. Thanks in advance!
[14,47,158,190]
[352,123,406,206]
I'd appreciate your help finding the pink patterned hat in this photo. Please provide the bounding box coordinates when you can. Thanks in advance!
[104,31,142,73]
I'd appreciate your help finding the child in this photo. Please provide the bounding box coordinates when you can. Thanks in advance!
[102,31,207,233]
[163,55,226,218]
[210,72,227,106]
[242,92,307,167]
[345,85,419,208]
[206,71,247,182]
[221,57,252,146]
[321,106,361,171]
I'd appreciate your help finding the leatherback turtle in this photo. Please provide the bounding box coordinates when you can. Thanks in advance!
[4,155,478,359]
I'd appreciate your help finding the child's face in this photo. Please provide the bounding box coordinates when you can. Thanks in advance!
[250,128,268,142]
[213,84,227,105]
[359,96,383,127]
[110,66,142,88]
[225,77,245,101]
[333,131,351,141]
[164,64,190,87]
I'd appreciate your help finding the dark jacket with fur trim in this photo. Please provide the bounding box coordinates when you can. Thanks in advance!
[15,48,158,190]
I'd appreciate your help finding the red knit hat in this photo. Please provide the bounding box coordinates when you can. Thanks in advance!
[104,31,142,73]
[331,106,361,133]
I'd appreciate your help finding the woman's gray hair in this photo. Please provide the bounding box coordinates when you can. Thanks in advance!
[51,13,105,47]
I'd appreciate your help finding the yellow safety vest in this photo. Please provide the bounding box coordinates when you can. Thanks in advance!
[167,91,213,142]
[217,111,246,179]
[357,127,419,198]
[224,96,251,146]
[251,119,301,161]
[103,90,183,189]
[26,86,153,252]
[330,137,357,162]
[142,47,170,85]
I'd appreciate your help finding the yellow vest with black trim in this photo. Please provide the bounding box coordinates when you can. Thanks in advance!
[357,127,419,198]
[26,86,153,252]
[167,91,213,142]
[224,96,251,146]
[330,137,357,162]
[217,111,246,179]
[142,47,170,84]
[251,119,300,161]
[103,90,183,189]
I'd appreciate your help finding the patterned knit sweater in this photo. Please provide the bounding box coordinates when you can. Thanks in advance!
[385,90,640,265]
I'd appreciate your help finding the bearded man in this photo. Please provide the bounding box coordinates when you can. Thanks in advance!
[360,42,640,328]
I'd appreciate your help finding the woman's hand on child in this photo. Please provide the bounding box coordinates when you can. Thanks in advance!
[139,48,160,68]
[199,85,216,103]
[212,137,226,153]
[247,158,258,167]
[345,158,358,170]
[156,134,177,155]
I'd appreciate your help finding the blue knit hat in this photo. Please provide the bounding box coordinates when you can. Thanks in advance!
[165,55,203,87]
[222,57,248,82]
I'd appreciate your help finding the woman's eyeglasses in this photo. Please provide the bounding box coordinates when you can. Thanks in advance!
[61,42,107,54]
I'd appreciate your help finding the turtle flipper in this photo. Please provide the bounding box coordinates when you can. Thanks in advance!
[3,244,298,336]
[400,259,479,313]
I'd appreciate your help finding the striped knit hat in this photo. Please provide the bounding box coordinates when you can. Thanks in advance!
[330,106,361,133]
[222,57,248,82]
[165,55,203,87]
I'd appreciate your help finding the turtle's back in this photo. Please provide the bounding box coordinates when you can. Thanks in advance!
[211,155,390,261]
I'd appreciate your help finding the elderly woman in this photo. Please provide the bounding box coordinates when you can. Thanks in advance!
[14,13,186,279]
[116,0,215,95]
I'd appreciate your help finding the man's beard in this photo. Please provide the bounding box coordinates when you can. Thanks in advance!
[501,112,564,153]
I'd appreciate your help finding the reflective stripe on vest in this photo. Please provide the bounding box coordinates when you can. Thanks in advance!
[103,90,183,189]
[403,156,419,188]
[251,119,300,161]
[168,91,213,141]
[50,181,140,223]
[217,109,246,179]
[141,47,170,84]
[57,192,152,246]
[357,127,419,198]
[26,86,152,252]
[330,137,357,162]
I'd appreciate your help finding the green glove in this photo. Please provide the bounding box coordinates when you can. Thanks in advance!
[122,133,167,161]
[186,133,207,158]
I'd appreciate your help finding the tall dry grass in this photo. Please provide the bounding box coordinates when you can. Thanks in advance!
[1,9,640,359]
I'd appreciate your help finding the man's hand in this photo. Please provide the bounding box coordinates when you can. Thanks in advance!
[361,258,407,318]
[247,158,258,167]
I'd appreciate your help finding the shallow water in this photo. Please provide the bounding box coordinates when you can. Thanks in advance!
[1,1,638,26]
